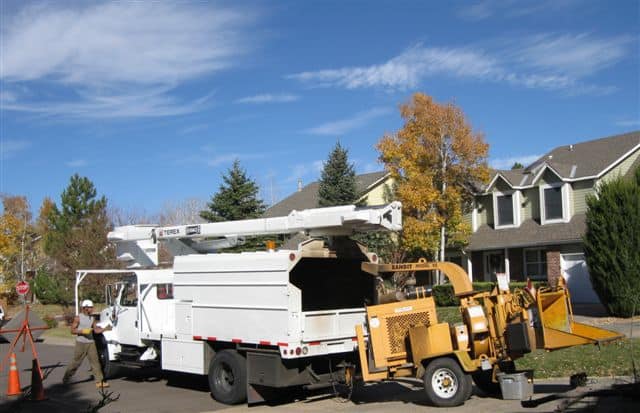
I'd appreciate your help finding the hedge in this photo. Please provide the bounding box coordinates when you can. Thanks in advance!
[433,281,548,307]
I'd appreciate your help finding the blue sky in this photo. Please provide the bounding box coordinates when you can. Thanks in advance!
[1,0,638,217]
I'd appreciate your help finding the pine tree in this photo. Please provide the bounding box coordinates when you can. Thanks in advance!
[200,160,265,222]
[583,167,640,317]
[44,174,113,276]
[318,142,357,207]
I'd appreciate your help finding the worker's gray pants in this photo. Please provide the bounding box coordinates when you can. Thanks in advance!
[63,341,104,383]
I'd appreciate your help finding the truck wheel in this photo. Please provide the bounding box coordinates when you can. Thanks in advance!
[423,358,472,407]
[208,350,247,405]
[96,337,121,379]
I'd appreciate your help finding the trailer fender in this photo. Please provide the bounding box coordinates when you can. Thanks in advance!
[418,351,477,378]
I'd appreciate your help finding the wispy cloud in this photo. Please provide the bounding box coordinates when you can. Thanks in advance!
[457,0,578,21]
[0,139,31,160]
[615,119,640,128]
[513,33,631,78]
[288,33,630,95]
[66,159,88,168]
[0,2,255,118]
[491,154,542,170]
[173,145,266,168]
[286,161,324,184]
[235,93,299,104]
[305,107,391,136]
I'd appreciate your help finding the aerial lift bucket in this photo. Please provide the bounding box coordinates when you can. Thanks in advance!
[536,281,623,350]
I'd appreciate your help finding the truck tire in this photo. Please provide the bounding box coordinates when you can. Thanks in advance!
[423,357,472,407]
[96,336,121,379]
[208,350,247,405]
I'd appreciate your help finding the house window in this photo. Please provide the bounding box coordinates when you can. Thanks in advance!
[493,190,520,229]
[540,183,569,224]
[524,249,547,279]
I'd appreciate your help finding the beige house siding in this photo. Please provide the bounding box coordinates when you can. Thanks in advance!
[521,188,539,221]
[477,195,493,226]
[359,177,395,205]
[572,180,595,214]
[538,169,563,185]
[600,148,640,184]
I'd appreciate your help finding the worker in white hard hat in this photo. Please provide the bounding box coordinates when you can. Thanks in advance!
[62,299,111,388]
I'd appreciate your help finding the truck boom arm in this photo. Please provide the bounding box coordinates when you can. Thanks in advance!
[108,202,402,267]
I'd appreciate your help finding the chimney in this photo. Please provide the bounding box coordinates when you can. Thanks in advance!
[297,179,303,192]
[569,144,574,151]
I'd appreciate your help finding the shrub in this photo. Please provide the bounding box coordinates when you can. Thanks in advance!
[433,281,547,307]
[42,315,58,329]
[32,268,73,305]
[584,168,640,317]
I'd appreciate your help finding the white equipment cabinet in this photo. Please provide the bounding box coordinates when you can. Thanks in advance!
[75,202,401,405]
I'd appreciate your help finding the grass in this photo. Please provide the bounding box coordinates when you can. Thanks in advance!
[435,306,639,378]
[516,338,640,378]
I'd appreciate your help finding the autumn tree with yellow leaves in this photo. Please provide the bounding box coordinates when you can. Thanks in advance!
[377,93,489,270]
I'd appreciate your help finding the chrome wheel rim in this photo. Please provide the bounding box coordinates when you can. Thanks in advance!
[431,367,458,399]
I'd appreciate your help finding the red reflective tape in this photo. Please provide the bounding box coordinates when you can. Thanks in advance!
[277,342,288,347]
[193,335,202,340]
[259,341,271,346]
[309,341,321,346]
[207,337,217,341]
[352,337,358,341]
[232,338,242,343]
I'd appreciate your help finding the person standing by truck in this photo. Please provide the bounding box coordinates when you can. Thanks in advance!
[62,299,111,388]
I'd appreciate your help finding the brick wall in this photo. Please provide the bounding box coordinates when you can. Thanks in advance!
[546,251,562,286]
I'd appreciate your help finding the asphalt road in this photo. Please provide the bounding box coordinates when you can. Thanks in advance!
[0,341,226,413]
[1,341,638,413]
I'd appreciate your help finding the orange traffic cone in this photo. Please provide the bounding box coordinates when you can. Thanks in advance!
[31,359,46,401]
[7,352,21,396]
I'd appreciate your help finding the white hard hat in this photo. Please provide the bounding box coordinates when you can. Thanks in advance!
[81,299,94,308]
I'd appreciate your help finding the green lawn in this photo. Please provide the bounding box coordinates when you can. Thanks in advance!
[435,306,638,378]
[516,338,640,378]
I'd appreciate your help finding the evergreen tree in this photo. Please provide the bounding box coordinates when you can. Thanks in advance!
[318,142,357,207]
[583,167,640,317]
[44,174,113,276]
[200,160,265,222]
[511,162,524,169]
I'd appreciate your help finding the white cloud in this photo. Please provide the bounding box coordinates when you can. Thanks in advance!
[513,33,631,78]
[490,154,542,170]
[305,107,391,136]
[615,119,640,127]
[235,93,299,104]
[289,34,629,96]
[66,159,88,167]
[0,2,254,118]
[457,0,578,21]
[0,140,31,160]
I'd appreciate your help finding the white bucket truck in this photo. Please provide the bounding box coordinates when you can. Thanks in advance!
[75,202,402,404]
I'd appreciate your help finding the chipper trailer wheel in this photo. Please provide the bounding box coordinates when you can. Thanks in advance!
[423,357,472,407]
[208,350,247,405]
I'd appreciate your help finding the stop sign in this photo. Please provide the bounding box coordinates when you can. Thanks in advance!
[16,281,29,296]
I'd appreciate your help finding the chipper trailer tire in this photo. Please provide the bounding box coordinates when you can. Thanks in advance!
[423,357,473,407]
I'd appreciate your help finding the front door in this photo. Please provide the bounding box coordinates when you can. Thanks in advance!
[484,250,505,281]
[114,281,141,346]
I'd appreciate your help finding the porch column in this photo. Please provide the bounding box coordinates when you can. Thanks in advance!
[504,248,510,283]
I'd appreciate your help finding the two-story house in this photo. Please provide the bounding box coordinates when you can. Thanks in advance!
[454,131,639,303]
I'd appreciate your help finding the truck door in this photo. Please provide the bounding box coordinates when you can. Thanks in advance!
[115,280,142,346]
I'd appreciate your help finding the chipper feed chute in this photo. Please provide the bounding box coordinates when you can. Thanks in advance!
[536,283,623,350]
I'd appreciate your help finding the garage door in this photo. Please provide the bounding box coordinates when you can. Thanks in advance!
[561,253,600,303]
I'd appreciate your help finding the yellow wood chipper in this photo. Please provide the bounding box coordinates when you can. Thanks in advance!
[355,259,624,407]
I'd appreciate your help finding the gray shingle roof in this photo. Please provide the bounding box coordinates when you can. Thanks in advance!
[487,131,640,190]
[467,214,586,251]
[264,171,389,217]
